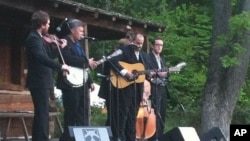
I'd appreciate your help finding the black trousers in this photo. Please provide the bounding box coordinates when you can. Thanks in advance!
[59,86,90,141]
[109,83,142,141]
[30,88,50,141]
[148,84,168,141]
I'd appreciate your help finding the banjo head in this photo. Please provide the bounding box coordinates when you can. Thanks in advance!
[64,67,88,87]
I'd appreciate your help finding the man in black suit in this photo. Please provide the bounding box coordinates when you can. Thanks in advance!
[56,19,97,141]
[147,38,169,141]
[25,10,69,141]
[109,33,150,141]
[98,38,131,141]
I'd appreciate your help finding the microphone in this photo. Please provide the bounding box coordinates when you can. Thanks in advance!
[81,36,96,40]
[97,73,109,78]
[56,18,68,32]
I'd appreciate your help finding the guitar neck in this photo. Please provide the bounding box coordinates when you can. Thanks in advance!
[137,68,168,75]
[96,58,107,66]
[95,49,122,66]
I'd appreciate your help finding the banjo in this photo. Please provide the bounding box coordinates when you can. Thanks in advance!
[62,49,122,87]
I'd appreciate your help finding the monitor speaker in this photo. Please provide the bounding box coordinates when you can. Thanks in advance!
[159,127,200,141]
[200,127,226,141]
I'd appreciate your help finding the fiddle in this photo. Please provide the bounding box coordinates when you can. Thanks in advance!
[42,34,67,65]
[42,34,66,47]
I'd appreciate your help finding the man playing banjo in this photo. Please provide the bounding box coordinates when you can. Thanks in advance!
[56,19,97,141]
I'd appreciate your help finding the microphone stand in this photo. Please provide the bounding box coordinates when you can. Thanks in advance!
[151,69,164,140]
[106,59,122,141]
[96,72,113,140]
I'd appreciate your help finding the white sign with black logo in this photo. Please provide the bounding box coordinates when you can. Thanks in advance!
[73,127,110,141]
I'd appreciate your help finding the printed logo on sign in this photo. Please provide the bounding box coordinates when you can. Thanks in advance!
[82,129,101,141]
[230,125,250,141]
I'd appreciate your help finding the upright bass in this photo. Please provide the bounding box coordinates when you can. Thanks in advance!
[136,80,156,140]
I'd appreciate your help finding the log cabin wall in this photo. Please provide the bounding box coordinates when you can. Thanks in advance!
[0,7,30,91]
[0,7,36,138]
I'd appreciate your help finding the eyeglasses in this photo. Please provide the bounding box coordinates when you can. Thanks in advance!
[154,44,163,46]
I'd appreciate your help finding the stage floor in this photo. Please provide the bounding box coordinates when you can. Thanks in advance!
[0,139,59,141]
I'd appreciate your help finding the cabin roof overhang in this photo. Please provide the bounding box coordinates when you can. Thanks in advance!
[0,0,166,40]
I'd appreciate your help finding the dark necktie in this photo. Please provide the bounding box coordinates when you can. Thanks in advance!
[75,41,84,57]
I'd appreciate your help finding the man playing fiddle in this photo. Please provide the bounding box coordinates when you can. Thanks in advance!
[25,10,69,141]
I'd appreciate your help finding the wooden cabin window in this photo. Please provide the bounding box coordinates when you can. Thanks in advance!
[0,24,26,90]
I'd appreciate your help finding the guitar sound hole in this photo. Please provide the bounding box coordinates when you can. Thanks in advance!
[128,75,138,81]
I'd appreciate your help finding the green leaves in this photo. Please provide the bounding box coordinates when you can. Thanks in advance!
[220,55,239,68]
[230,11,250,36]
[215,12,250,68]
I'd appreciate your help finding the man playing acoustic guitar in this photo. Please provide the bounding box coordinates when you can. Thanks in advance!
[109,33,150,141]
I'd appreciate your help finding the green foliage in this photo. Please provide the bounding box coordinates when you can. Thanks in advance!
[232,87,250,124]
[90,106,107,126]
[230,12,250,36]
[233,66,250,124]
[149,4,212,131]
[220,55,239,68]
[219,11,250,68]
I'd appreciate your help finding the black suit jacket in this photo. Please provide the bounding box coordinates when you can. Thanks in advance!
[111,44,150,72]
[147,52,167,70]
[109,44,150,97]
[25,30,62,88]
[56,36,93,89]
[147,52,168,80]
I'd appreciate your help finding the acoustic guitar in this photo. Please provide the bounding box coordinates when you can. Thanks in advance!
[110,61,186,88]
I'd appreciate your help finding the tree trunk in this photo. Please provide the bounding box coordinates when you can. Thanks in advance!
[201,0,250,140]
